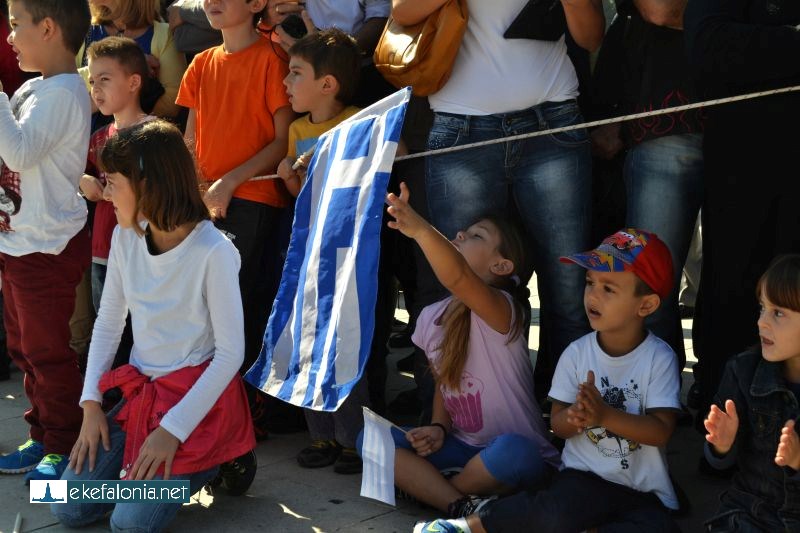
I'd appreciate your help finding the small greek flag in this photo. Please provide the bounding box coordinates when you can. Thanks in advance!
[245,88,410,411]
[360,407,397,505]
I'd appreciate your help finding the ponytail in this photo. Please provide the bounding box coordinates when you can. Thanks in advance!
[435,300,472,391]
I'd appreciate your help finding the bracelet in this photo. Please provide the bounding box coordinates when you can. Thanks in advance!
[430,422,448,437]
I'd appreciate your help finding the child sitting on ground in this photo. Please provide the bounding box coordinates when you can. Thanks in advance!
[0,0,92,483]
[364,184,560,518]
[52,120,256,531]
[277,28,367,475]
[416,229,682,532]
[704,254,800,531]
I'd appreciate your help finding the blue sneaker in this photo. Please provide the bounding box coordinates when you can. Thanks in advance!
[0,439,44,474]
[413,519,469,533]
[25,453,68,483]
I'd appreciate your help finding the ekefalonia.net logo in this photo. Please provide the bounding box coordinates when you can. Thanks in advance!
[30,480,68,504]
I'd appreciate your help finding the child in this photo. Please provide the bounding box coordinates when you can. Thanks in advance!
[367,184,560,518]
[704,254,800,531]
[81,36,155,313]
[416,228,681,533]
[176,0,292,391]
[277,28,361,196]
[77,0,186,119]
[0,0,91,482]
[52,120,256,531]
[276,28,365,474]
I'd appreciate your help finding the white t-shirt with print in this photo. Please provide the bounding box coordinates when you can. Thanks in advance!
[548,331,681,509]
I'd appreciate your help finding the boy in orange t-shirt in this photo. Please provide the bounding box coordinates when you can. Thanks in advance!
[176,0,293,381]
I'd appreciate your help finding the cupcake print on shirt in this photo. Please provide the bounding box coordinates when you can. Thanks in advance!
[443,372,485,433]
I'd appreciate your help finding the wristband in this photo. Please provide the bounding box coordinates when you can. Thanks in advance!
[430,422,448,437]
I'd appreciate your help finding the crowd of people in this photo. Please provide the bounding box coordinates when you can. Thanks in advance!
[0,0,798,531]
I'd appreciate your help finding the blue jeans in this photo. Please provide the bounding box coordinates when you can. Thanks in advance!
[52,405,218,533]
[425,100,593,374]
[624,133,703,368]
[91,262,106,314]
[356,427,553,490]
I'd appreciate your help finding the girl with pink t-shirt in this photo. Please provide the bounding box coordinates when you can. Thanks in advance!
[358,183,560,518]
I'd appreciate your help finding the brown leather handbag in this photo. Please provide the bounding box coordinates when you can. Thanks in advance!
[373,0,468,97]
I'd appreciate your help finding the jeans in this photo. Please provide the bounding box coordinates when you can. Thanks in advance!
[90,262,106,314]
[52,404,218,533]
[425,100,592,383]
[624,133,704,369]
[356,427,554,490]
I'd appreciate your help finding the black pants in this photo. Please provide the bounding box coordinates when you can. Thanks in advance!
[214,197,282,371]
[479,468,677,533]
[693,114,800,408]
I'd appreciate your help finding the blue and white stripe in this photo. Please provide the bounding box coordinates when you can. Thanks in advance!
[246,88,410,411]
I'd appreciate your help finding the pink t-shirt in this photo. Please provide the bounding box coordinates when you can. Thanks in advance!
[412,294,560,468]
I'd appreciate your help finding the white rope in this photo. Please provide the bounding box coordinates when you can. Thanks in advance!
[249,84,800,181]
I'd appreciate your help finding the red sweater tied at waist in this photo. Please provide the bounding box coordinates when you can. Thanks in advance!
[98,361,255,480]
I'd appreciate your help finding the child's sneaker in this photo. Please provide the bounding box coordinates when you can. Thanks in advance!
[413,519,470,533]
[25,453,67,483]
[296,440,341,468]
[214,450,257,496]
[447,494,498,518]
[0,439,44,474]
[332,448,362,475]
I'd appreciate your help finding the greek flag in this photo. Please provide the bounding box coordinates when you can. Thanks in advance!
[245,88,410,411]
[360,407,398,506]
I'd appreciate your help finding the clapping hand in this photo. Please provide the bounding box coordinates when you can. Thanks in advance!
[704,399,739,455]
[775,419,800,471]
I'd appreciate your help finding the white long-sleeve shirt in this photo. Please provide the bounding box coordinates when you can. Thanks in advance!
[0,74,89,255]
[81,220,244,442]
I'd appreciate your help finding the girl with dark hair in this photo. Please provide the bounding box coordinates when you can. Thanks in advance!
[52,120,256,532]
[704,254,800,531]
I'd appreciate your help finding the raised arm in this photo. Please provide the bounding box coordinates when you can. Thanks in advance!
[386,183,513,334]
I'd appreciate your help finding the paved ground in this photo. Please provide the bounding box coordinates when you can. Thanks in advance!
[0,281,730,532]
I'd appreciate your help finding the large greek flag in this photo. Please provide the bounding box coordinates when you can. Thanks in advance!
[245,88,410,411]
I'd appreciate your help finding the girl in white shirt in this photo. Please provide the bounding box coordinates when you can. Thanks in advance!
[53,120,255,532]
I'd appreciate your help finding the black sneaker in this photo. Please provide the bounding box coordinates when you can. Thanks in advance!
[447,495,497,518]
[333,448,362,475]
[296,440,342,468]
[215,450,257,496]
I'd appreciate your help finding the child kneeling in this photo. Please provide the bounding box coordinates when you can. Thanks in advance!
[358,184,560,518]
[52,121,256,532]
